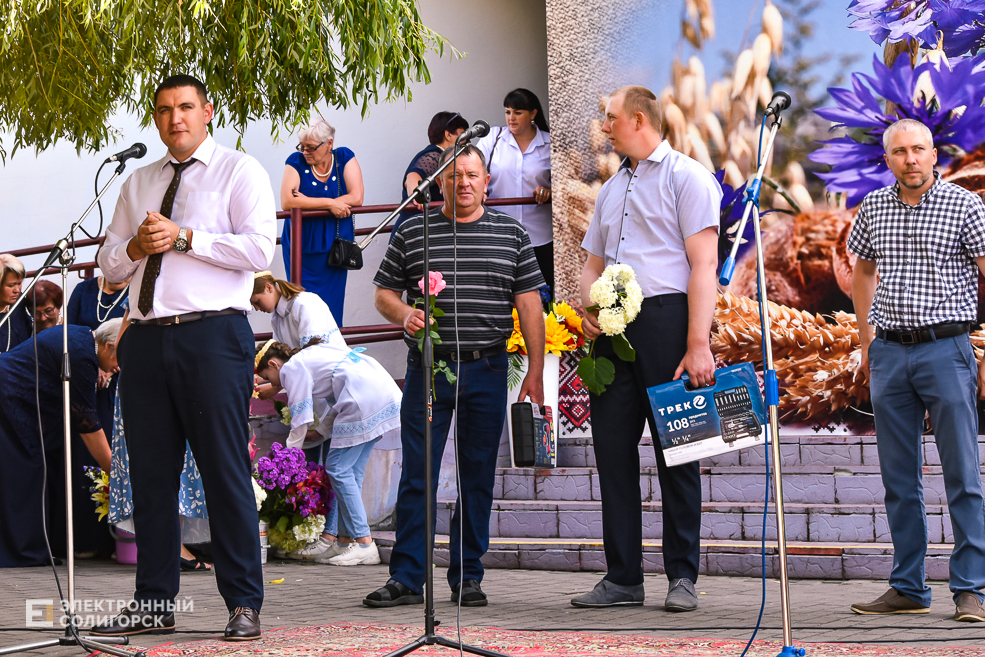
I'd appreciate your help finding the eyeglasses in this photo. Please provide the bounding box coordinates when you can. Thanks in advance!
[37,306,59,318]
[296,140,326,154]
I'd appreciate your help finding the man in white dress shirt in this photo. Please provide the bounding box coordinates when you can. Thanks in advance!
[92,74,275,641]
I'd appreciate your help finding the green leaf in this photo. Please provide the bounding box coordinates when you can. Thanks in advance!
[611,333,636,362]
[432,307,445,317]
[577,355,615,396]
[507,352,524,390]
[444,369,457,384]
[276,516,289,533]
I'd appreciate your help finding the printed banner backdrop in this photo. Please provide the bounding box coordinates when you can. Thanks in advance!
[545,0,985,436]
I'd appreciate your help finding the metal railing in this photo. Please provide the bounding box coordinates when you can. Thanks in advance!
[10,196,541,345]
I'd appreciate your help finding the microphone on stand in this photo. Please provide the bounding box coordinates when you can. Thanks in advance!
[456,120,491,143]
[104,143,147,164]
[764,91,792,117]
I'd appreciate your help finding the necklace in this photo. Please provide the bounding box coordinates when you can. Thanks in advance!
[311,153,334,179]
[96,277,129,323]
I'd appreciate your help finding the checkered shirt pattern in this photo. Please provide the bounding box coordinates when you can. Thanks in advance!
[846,174,985,330]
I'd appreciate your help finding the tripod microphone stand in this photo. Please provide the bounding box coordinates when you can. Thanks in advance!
[0,161,142,657]
[376,128,509,657]
[719,92,805,657]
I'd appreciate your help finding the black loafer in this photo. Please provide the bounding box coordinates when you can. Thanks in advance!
[90,611,175,637]
[450,579,488,607]
[223,607,261,641]
[363,579,424,607]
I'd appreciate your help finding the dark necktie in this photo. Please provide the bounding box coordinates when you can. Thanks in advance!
[137,159,196,315]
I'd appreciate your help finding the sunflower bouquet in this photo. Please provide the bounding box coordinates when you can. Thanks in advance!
[506,300,586,388]
[83,466,110,521]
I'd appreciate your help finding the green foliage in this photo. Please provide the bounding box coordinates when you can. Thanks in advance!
[576,353,615,397]
[610,332,635,362]
[507,351,524,390]
[0,0,453,159]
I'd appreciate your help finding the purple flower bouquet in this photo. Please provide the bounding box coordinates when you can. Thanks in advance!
[254,443,334,553]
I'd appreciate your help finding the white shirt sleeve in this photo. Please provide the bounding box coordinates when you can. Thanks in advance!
[294,293,340,347]
[97,177,141,283]
[281,359,314,450]
[188,158,276,272]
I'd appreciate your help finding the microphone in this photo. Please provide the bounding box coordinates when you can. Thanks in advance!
[456,120,490,143]
[764,91,792,117]
[104,143,147,164]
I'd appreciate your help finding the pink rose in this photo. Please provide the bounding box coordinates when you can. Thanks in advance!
[418,271,447,297]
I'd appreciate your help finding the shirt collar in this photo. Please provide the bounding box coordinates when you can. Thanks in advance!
[161,134,216,171]
[274,294,291,318]
[891,170,942,206]
[619,140,671,170]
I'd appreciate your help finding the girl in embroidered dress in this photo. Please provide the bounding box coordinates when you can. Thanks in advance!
[255,338,401,566]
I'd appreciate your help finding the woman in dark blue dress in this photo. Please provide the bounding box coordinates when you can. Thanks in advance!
[0,323,117,567]
[280,118,364,327]
[0,254,33,354]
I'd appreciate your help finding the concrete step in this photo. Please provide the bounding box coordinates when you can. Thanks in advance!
[434,499,956,544]
[373,532,955,580]
[494,464,963,506]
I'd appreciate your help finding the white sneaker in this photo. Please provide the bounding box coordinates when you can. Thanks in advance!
[288,537,342,561]
[323,541,381,566]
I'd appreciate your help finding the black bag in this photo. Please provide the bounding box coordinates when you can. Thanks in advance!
[327,237,363,270]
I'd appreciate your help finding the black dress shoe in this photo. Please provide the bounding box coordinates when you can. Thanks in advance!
[223,607,261,641]
[90,611,175,636]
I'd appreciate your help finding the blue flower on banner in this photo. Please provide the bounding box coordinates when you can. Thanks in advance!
[847,0,985,57]
[808,54,985,206]
[716,170,753,267]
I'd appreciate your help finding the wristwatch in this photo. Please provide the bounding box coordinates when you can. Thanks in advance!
[173,227,189,253]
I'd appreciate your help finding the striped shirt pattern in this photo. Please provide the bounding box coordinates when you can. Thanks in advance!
[374,208,545,350]
[847,174,985,330]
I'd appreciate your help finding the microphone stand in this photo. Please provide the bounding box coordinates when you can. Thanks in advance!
[719,110,804,657]
[0,160,143,657]
[381,138,509,657]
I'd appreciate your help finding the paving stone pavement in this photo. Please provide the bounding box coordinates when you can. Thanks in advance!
[1,560,983,655]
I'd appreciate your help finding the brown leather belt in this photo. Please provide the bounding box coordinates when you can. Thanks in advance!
[876,322,971,345]
[129,308,246,326]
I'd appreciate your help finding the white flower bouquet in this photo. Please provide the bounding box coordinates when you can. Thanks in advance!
[577,264,644,395]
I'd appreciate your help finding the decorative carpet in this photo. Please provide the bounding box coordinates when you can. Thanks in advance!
[124,623,983,656]
[558,352,591,437]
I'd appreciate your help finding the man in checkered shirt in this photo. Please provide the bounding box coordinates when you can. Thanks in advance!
[848,118,985,621]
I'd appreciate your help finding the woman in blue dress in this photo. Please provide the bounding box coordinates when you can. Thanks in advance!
[280,118,364,327]
[0,322,116,567]
[0,254,34,354]
[108,300,211,570]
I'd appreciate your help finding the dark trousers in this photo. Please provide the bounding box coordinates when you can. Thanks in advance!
[533,241,554,298]
[589,294,702,586]
[118,314,263,612]
[388,348,507,593]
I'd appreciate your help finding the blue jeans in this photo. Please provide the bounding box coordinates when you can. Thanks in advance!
[388,348,508,593]
[323,438,380,539]
[869,335,985,605]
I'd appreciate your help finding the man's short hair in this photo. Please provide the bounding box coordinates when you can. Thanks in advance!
[611,85,662,132]
[154,74,209,108]
[437,144,487,175]
[883,118,934,152]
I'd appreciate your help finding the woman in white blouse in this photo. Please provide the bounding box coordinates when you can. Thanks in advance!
[255,339,401,566]
[476,88,554,295]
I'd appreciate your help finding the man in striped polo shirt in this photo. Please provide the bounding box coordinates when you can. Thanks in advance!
[366,144,546,608]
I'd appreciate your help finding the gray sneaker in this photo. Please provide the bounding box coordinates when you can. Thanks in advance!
[665,578,698,612]
[570,579,644,607]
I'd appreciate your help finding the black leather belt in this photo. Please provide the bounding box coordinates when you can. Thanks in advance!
[434,345,505,363]
[876,322,971,345]
[129,308,246,326]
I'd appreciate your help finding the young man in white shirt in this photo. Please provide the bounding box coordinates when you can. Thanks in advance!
[93,74,275,641]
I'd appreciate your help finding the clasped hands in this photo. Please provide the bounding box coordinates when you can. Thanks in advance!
[292,189,351,218]
[129,212,179,259]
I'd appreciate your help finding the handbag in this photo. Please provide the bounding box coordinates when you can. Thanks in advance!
[322,150,364,270]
